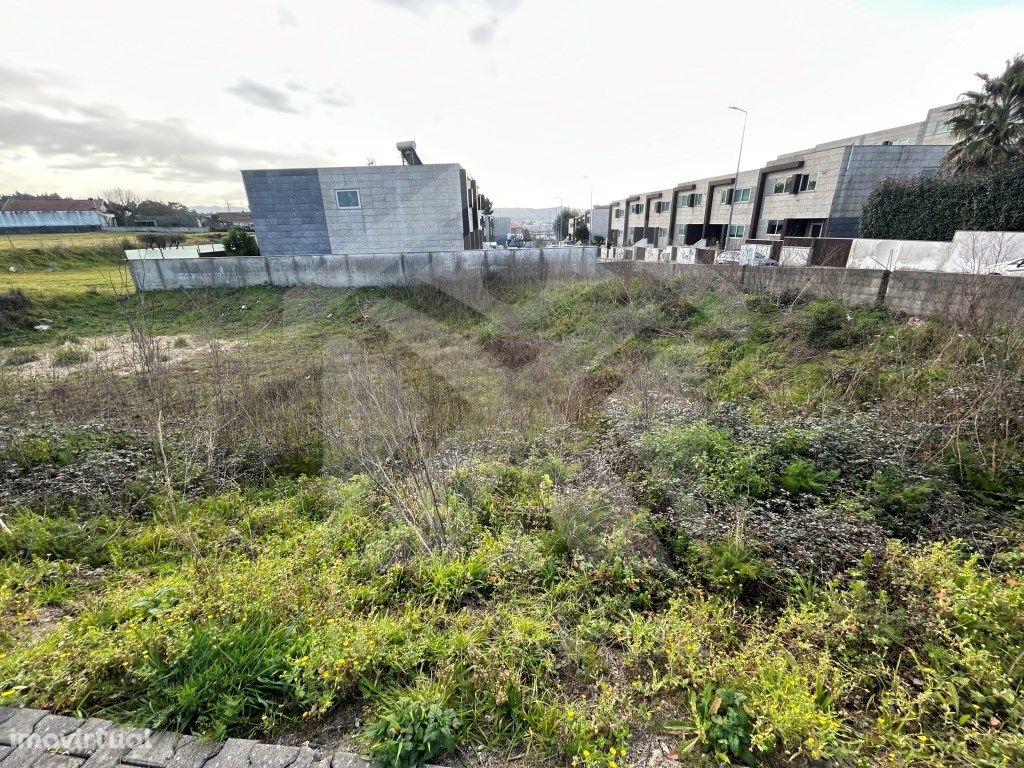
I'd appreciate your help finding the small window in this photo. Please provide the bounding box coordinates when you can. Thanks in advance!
[720,188,732,204]
[766,219,784,236]
[799,173,818,192]
[677,224,686,235]
[934,120,952,135]
[772,176,793,195]
[734,187,752,203]
[655,201,671,213]
[335,189,360,209]
[693,193,703,207]
[656,227,668,238]
[677,196,689,209]
[630,203,644,214]
[881,137,909,146]
[728,224,745,238]
[614,208,624,219]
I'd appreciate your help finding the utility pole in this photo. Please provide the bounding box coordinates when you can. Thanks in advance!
[724,106,747,252]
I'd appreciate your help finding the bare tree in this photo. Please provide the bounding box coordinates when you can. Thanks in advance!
[323,340,453,553]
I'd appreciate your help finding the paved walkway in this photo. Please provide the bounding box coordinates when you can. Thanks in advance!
[0,708,379,768]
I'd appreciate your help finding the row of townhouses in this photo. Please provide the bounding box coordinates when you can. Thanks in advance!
[595,104,957,249]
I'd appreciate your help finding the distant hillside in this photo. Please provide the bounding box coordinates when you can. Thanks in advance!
[493,207,559,224]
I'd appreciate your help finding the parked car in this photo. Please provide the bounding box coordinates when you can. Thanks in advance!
[988,258,1024,277]
[738,253,779,267]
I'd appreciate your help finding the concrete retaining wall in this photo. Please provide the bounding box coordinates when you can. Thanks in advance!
[125,245,225,260]
[128,247,599,291]
[601,262,1024,321]
[847,231,1024,272]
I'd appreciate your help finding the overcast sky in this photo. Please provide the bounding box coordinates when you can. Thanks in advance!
[1,0,1022,210]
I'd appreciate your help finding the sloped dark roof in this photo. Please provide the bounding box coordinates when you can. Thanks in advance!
[1,198,102,213]
[211,212,253,223]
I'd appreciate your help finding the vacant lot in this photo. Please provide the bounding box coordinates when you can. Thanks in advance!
[1,239,1022,767]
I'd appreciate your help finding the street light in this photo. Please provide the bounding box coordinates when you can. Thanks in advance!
[724,106,747,252]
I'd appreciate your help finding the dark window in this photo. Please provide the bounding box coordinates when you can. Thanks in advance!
[335,189,360,208]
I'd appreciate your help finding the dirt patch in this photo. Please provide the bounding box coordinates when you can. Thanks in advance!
[483,333,543,369]
[4,333,243,378]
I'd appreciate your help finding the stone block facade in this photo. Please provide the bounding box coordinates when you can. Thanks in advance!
[598,101,958,248]
[243,163,480,256]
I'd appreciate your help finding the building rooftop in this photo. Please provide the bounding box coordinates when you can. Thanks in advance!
[1,198,103,213]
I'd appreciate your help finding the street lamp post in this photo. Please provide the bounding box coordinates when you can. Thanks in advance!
[724,106,747,252]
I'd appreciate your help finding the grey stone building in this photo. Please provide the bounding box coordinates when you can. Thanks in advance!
[242,160,483,256]
[601,103,957,247]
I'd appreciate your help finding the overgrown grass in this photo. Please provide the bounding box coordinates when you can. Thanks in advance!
[1,273,1022,766]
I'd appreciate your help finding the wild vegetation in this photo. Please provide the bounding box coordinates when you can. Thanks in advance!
[0,238,1022,767]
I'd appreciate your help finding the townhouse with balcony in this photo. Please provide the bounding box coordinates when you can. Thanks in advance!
[601,103,957,249]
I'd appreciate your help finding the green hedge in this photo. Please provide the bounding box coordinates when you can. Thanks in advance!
[860,163,1024,241]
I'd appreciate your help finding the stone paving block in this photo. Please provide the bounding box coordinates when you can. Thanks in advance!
[95,726,151,756]
[57,719,113,758]
[164,739,222,768]
[123,732,194,768]
[31,755,83,768]
[248,744,300,768]
[203,739,255,768]
[0,746,47,768]
[30,717,86,748]
[0,710,48,746]
[329,754,374,768]
[79,747,126,768]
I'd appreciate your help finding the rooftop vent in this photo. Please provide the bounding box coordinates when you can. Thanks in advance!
[396,141,422,165]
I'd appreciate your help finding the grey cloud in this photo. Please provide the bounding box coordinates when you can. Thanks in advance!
[375,0,518,9]
[469,17,496,45]
[226,78,302,114]
[0,102,324,184]
[277,5,299,26]
[374,0,519,41]
[284,80,354,110]
[318,89,353,109]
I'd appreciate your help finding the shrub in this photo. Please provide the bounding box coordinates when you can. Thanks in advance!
[799,299,882,351]
[137,233,185,249]
[685,540,771,598]
[860,163,1024,241]
[0,512,113,566]
[692,685,755,766]
[5,347,39,366]
[223,228,260,256]
[778,458,838,496]
[365,691,461,768]
[642,423,773,500]
[51,345,91,367]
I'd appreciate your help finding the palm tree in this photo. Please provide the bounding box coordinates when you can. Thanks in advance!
[943,55,1024,174]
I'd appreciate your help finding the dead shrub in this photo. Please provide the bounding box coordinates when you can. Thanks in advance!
[483,333,542,368]
[0,289,35,334]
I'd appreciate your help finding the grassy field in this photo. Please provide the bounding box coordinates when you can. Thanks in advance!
[1,251,1023,767]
